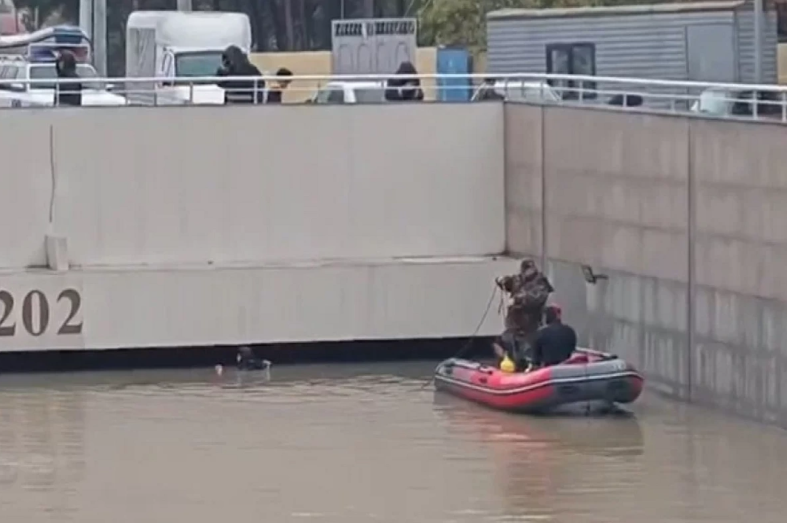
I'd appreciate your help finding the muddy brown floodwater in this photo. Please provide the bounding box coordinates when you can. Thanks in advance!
[0,361,785,523]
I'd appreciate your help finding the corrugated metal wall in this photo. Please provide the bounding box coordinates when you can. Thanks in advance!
[487,1,778,89]
[735,6,779,83]
[487,12,726,80]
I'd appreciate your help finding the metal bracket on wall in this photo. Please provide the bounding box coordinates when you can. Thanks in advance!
[581,265,608,285]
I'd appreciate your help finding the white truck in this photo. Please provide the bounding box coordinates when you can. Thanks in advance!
[125,11,253,105]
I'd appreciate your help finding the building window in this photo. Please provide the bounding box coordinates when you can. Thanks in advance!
[777,3,787,42]
[545,43,597,100]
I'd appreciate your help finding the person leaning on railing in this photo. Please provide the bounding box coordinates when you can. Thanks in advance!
[385,61,424,102]
[475,77,505,101]
[266,67,292,104]
[55,50,82,107]
[215,45,264,105]
[266,67,293,104]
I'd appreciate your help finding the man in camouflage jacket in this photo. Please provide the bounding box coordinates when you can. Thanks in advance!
[493,259,555,368]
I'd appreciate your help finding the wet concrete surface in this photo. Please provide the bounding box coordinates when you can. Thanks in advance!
[0,361,785,522]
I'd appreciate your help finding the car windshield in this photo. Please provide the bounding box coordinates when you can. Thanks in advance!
[175,51,223,79]
[29,64,103,90]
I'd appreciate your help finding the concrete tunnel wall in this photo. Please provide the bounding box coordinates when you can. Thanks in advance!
[504,103,787,427]
[0,103,505,269]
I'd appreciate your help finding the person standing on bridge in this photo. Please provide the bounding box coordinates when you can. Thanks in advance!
[55,51,82,107]
[266,67,293,104]
[492,259,554,370]
[216,45,264,105]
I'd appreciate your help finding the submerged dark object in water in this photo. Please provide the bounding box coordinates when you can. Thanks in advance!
[434,348,643,414]
[236,346,271,371]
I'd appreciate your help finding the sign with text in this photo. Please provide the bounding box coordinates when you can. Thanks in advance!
[0,277,85,351]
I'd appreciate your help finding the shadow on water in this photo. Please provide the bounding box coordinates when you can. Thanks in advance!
[433,391,644,458]
[0,359,438,390]
[0,337,493,373]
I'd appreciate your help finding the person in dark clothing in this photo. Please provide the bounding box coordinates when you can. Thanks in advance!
[531,304,577,368]
[385,61,424,102]
[216,45,264,105]
[55,50,82,107]
[474,77,505,101]
[236,346,271,371]
[266,67,292,104]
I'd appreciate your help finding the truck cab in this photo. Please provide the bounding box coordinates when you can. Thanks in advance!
[125,11,254,106]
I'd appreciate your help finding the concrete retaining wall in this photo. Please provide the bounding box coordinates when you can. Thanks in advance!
[504,103,787,426]
[0,103,513,353]
[0,258,515,352]
[0,104,505,269]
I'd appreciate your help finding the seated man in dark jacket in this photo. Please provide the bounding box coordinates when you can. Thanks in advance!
[385,61,424,102]
[216,45,264,105]
[55,51,82,107]
[531,304,577,368]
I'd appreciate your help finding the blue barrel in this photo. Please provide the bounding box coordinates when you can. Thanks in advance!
[436,47,472,102]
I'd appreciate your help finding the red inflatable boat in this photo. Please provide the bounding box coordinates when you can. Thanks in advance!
[433,349,644,414]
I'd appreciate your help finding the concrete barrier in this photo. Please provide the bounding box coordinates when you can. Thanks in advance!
[0,258,515,352]
[0,103,513,353]
[504,103,787,426]
[691,118,787,424]
[503,104,543,259]
[2,103,505,268]
[544,108,691,398]
[0,112,54,269]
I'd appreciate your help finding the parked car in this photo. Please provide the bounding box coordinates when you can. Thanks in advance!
[690,87,785,120]
[0,57,127,107]
[471,80,561,104]
[310,81,386,104]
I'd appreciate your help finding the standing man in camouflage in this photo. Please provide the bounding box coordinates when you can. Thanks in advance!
[492,259,555,370]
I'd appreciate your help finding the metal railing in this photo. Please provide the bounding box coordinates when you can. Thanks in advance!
[0,72,786,122]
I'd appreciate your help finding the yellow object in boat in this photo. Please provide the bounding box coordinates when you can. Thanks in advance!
[500,355,516,373]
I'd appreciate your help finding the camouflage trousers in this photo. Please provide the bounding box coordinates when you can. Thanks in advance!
[498,328,535,368]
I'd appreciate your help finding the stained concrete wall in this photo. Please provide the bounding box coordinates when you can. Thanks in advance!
[0,103,505,269]
[692,119,787,424]
[0,102,512,352]
[0,257,516,352]
[504,103,787,427]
